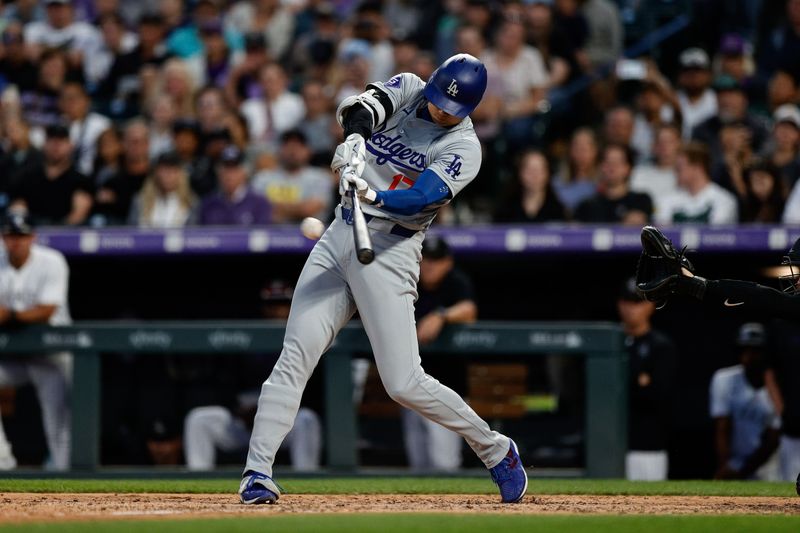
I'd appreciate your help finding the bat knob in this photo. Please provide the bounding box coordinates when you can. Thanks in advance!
[357,248,375,265]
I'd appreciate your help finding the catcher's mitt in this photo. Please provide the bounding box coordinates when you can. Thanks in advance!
[635,226,695,307]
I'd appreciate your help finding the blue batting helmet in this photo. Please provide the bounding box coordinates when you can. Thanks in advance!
[424,54,488,119]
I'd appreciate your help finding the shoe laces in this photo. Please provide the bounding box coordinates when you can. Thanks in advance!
[490,451,519,485]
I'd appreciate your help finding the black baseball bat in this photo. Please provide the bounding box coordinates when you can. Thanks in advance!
[349,187,374,264]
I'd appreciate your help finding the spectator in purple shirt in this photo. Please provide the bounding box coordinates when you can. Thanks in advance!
[198,145,270,226]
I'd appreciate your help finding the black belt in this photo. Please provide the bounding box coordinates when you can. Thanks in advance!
[340,207,418,238]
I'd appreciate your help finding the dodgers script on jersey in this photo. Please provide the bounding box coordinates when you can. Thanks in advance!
[354,73,482,230]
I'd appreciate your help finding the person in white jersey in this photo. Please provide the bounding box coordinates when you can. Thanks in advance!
[0,210,71,470]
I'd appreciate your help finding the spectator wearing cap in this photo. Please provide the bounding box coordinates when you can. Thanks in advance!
[710,323,780,480]
[10,123,93,225]
[617,277,677,481]
[59,81,112,176]
[251,129,332,223]
[0,22,37,94]
[402,235,477,471]
[766,105,800,200]
[240,63,304,153]
[91,119,150,225]
[714,33,759,103]
[676,48,718,139]
[574,143,652,225]
[19,49,72,140]
[23,0,102,66]
[655,142,738,225]
[630,123,682,202]
[86,12,138,88]
[128,151,197,228]
[166,0,243,60]
[351,5,395,83]
[0,211,72,471]
[198,146,270,226]
[172,118,201,165]
[693,75,769,175]
[288,5,338,85]
[225,33,270,107]
[225,0,294,61]
[189,126,233,197]
[481,17,549,152]
[94,12,172,119]
[187,17,244,88]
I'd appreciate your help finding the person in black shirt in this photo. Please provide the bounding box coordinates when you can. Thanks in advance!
[575,143,653,225]
[402,236,478,471]
[10,124,92,225]
[494,150,567,223]
[0,22,37,93]
[617,278,677,480]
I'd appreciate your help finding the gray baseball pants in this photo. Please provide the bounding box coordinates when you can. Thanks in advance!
[244,213,509,476]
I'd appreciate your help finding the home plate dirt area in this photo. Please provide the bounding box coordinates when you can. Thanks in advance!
[0,493,798,523]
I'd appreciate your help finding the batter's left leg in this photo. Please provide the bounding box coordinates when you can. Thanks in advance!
[347,234,509,469]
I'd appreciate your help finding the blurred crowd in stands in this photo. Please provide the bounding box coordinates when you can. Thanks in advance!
[0,0,798,226]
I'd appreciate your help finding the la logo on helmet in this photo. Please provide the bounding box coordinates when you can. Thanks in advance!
[447,79,459,97]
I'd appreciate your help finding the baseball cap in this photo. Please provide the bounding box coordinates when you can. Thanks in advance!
[280,128,307,145]
[45,0,71,6]
[737,322,765,347]
[712,74,744,93]
[339,39,372,63]
[139,12,165,26]
[719,33,746,56]
[679,47,710,70]
[155,151,182,167]
[1,211,34,236]
[172,118,199,134]
[220,145,245,166]
[199,18,223,35]
[618,277,644,302]
[774,104,800,129]
[422,235,452,260]
[523,0,554,5]
[244,32,266,52]
[45,123,70,139]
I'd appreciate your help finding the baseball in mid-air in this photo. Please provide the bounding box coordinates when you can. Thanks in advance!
[300,217,325,240]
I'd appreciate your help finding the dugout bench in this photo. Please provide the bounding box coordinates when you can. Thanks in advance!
[0,321,626,477]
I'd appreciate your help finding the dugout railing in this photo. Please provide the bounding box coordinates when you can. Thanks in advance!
[0,321,625,477]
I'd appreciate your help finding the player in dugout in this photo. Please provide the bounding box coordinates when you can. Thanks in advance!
[635,225,800,493]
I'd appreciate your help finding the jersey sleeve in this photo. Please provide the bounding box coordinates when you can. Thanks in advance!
[709,370,732,418]
[37,252,69,308]
[368,73,425,117]
[426,136,482,198]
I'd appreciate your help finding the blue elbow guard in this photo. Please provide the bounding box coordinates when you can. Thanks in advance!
[375,170,451,215]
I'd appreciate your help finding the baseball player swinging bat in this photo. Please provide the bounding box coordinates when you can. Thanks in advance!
[239,54,528,506]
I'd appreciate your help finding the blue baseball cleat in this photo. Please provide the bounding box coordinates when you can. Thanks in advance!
[490,439,528,503]
[239,470,281,504]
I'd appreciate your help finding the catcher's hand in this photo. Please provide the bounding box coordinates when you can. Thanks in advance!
[635,226,695,307]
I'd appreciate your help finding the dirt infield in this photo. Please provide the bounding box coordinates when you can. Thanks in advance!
[0,493,798,523]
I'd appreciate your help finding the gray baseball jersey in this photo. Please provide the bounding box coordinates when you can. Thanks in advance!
[356,73,482,230]
[242,73,510,487]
